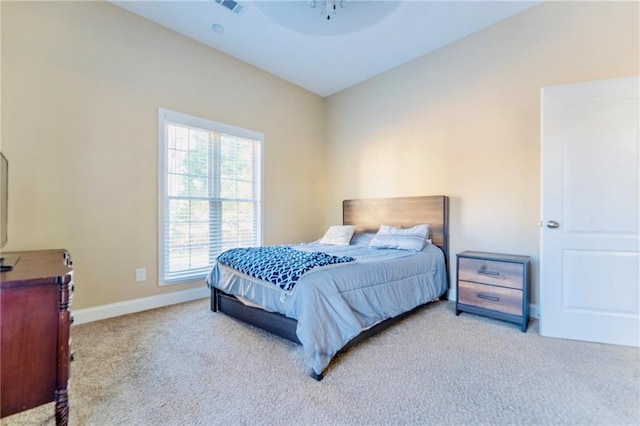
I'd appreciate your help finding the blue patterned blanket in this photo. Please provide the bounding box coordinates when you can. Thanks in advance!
[216,246,355,292]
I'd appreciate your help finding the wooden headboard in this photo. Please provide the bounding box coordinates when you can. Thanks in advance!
[342,195,449,266]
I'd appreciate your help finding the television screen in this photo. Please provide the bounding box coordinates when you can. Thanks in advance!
[1,152,7,248]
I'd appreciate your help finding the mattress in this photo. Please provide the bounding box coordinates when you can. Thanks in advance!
[206,237,447,376]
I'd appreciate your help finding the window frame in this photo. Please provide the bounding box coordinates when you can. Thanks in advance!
[157,108,263,285]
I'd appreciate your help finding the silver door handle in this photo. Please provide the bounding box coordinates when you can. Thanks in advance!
[547,220,560,229]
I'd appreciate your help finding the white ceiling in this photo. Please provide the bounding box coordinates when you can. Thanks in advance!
[111,1,542,97]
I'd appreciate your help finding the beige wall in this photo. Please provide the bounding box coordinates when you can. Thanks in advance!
[2,1,638,311]
[1,1,326,309]
[324,1,640,304]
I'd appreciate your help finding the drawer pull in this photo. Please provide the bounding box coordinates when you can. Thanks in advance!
[478,269,500,277]
[477,293,500,302]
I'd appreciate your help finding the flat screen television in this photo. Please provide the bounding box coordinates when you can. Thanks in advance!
[0,152,20,271]
[1,152,7,248]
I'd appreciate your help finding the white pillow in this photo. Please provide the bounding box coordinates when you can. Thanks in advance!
[369,224,429,251]
[320,225,356,246]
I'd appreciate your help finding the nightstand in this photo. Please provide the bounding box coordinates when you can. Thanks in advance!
[455,251,531,332]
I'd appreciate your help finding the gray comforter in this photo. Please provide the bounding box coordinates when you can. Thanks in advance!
[206,236,447,376]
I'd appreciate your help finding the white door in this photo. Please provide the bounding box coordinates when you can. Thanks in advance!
[540,76,639,347]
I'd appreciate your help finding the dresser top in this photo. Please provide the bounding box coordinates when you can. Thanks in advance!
[1,249,72,286]
[457,250,531,263]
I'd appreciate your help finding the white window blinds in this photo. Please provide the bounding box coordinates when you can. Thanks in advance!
[158,109,262,284]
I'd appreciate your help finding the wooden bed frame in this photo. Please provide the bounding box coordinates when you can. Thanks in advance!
[210,195,449,380]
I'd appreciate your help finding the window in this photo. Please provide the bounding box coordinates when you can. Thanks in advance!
[158,108,262,284]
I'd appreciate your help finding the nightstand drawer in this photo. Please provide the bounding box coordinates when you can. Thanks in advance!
[458,281,523,316]
[458,257,524,289]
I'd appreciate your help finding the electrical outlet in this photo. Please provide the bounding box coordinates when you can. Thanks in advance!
[136,268,146,282]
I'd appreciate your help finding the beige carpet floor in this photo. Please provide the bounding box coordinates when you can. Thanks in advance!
[3,298,639,425]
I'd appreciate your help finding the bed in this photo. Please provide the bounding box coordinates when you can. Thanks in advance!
[206,195,450,380]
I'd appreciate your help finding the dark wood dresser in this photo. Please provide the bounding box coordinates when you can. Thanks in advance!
[0,249,73,425]
[455,251,531,332]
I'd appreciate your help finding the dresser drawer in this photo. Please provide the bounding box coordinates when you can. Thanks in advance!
[458,280,523,316]
[458,257,524,289]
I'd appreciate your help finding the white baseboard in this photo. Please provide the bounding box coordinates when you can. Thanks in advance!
[72,286,210,325]
[73,286,538,326]
[447,287,540,319]
[447,286,457,302]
